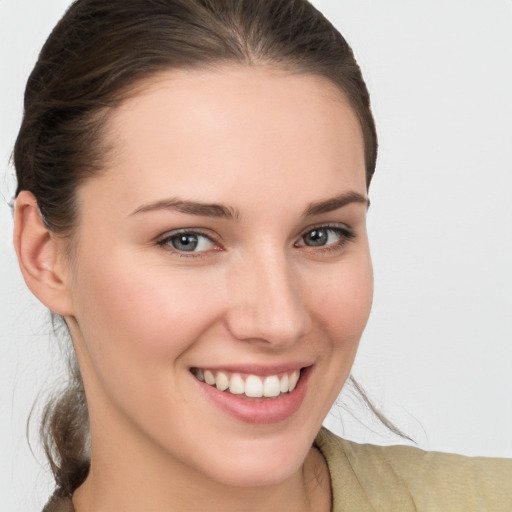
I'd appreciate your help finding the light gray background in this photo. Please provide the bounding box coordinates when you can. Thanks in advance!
[1,1,511,510]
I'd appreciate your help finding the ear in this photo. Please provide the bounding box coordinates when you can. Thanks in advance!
[13,190,74,316]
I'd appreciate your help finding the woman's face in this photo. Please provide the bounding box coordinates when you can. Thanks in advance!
[64,66,373,487]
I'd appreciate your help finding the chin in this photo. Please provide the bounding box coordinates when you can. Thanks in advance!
[205,454,306,488]
[187,429,315,488]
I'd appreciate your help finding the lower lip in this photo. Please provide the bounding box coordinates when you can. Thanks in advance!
[195,367,311,424]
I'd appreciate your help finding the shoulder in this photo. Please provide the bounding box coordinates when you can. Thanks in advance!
[314,427,512,512]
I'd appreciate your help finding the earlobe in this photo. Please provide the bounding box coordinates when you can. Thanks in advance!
[13,190,74,316]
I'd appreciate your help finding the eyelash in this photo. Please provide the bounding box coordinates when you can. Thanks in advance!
[156,224,355,258]
[294,224,355,253]
[156,229,220,259]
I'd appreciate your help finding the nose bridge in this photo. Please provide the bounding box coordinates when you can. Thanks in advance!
[226,248,311,346]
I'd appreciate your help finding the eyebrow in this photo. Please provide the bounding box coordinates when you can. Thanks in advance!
[303,191,369,217]
[130,191,368,220]
[131,198,240,220]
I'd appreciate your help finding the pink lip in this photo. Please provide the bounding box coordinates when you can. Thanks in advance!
[194,365,312,424]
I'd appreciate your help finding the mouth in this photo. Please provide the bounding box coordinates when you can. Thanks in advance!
[190,367,302,400]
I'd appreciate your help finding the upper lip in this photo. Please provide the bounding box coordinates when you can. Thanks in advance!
[189,362,312,377]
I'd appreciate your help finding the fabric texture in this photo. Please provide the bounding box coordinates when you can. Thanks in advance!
[42,427,512,511]
[314,427,512,512]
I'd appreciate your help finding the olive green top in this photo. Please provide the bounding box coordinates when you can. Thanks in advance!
[43,427,512,512]
[314,427,512,511]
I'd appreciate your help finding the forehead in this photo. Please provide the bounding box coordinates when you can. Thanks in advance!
[82,66,366,216]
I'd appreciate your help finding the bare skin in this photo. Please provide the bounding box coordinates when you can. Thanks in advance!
[73,444,331,512]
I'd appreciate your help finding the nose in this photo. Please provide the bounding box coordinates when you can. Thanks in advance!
[224,251,312,348]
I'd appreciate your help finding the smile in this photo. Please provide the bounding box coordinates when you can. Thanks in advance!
[191,368,301,398]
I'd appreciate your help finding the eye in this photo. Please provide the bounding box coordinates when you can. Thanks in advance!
[295,225,354,249]
[158,230,217,253]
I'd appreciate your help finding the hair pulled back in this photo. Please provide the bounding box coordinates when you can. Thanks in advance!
[14,0,378,497]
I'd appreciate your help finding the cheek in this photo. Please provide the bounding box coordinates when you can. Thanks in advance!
[307,254,373,350]
[68,251,230,440]
[298,252,373,421]
[69,249,224,373]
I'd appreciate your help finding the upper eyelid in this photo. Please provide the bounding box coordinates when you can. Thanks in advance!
[157,228,217,242]
[157,223,351,236]
[299,218,353,230]
[296,224,353,240]
[156,229,220,250]
[296,222,353,238]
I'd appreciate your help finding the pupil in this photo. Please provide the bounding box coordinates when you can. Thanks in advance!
[306,229,327,246]
[172,234,198,251]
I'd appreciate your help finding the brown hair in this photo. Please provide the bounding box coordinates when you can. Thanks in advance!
[14,0,381,498]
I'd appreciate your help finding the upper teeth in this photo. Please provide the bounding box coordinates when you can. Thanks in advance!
[193,368,300,397]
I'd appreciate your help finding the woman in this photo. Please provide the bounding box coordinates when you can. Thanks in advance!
[10,0,512,511]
